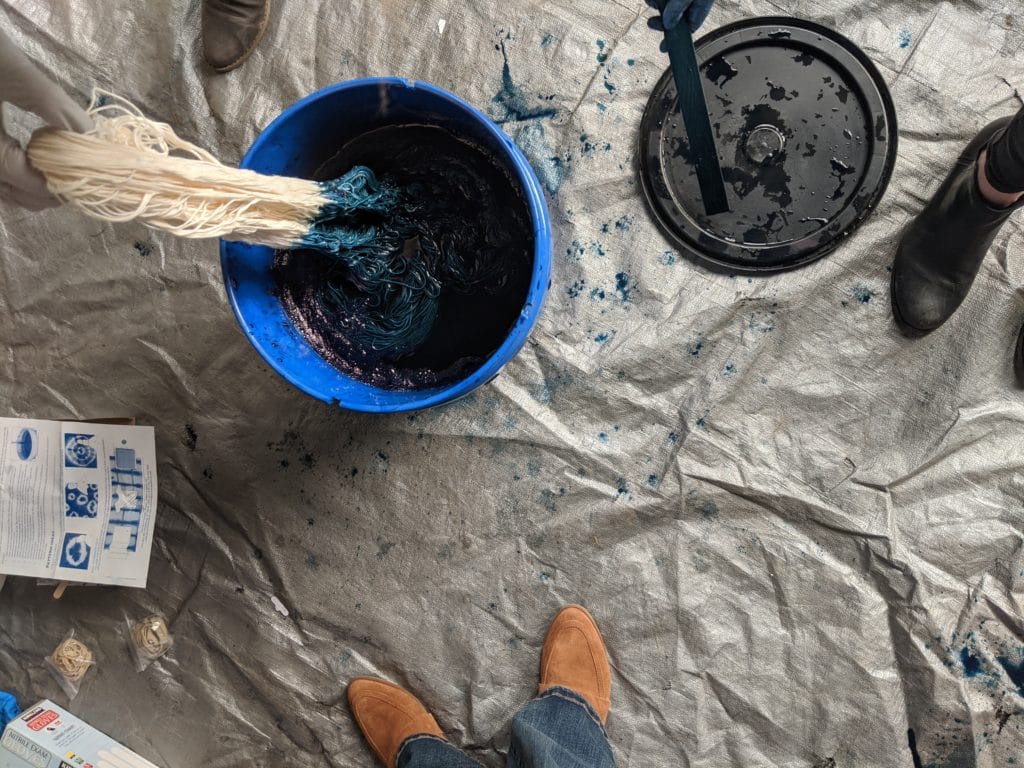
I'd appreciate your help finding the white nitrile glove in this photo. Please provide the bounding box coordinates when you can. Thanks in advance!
[0,27,91,210]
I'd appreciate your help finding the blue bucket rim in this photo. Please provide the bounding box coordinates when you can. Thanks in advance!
[220,77,551,413]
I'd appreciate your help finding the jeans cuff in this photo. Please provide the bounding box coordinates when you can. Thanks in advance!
[535,686,609,735]
[396,732,449,763]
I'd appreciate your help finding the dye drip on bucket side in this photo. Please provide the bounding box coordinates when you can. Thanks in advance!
[274,124,534,390]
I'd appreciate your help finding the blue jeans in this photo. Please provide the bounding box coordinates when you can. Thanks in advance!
[396,687,616,768]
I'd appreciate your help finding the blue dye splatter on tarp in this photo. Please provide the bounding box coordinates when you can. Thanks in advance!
[595,332,612,344]
[897,28,912,48]
[541,488,560,511]
[938,631,1024,698]
[511,123,568,194]
[687,490,719,519]
[647,474,659,487]
[596,39,608,63]
[567,279,585,298]
[668,431,679,443]
[660,250,676,265]
[306,554,320,570]
[722,363,737,377]
[541,33,556,48]
[590,287,606,301]
[597,102,608,113]
[627,58,636,66]
[615,272,632,302]
[492,41,559,123]
[616,477,632,499]
[598,432,609,443]
[695,413,709,429]
[133,241,153,257]
[604,73,617,94]
[960,647,984,678]
[490,40,567,193]
[687,337,705,356]
[996,654,1024,694]
[581,134,613,156]
[566,240,586,260]
[852,283,875,304]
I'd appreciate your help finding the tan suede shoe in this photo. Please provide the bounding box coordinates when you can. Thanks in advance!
[538,605,612,723]
[201,0,271,73]
[347,678,445,768]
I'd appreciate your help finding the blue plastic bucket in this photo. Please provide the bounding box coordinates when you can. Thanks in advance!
[221,78,551,413]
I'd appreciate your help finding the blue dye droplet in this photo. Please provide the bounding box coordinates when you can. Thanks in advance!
[960,647,983,678]
[997,654,1024,694]
[615,273,631,302]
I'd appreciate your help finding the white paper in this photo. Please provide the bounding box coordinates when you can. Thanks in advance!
[0,418,158,588]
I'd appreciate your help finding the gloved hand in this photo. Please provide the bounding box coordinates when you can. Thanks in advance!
[646,0,715,34]
[0,690,19,732]
[0,28,91,210]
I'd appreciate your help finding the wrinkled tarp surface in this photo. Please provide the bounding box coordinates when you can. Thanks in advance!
[1,0,1024,766]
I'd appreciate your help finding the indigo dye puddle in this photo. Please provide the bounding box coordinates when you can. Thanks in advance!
[274,124,533,390]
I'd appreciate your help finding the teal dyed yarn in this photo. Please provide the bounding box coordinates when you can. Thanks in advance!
[301,166,442,357]
[297,163,516,360]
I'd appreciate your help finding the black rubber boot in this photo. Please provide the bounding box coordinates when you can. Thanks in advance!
[892,117,1024,336]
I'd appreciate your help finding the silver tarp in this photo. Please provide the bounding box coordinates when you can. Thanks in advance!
[1,0,1023,765]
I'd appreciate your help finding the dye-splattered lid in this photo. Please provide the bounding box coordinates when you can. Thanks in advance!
[639,17,898,273]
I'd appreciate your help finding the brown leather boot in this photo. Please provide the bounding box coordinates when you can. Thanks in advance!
[347,678,445,768]
[201,0,271,73]
[538,605,612,723]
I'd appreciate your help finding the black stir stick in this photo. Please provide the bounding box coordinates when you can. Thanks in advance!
[655,2,729,215]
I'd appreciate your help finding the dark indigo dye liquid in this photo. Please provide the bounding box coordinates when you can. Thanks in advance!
[274,124,533,390]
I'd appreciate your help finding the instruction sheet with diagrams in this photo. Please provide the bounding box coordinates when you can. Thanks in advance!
[0,417,157,588]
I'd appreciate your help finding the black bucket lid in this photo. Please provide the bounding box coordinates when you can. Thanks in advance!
[639,17,898,273]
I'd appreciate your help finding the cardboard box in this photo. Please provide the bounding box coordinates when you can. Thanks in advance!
[0,701,158,768]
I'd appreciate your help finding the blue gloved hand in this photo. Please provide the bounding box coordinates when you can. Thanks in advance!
[0,691,20,733]
[646,0,715,33]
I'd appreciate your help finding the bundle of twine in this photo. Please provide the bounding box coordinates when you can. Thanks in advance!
[26,91,336,248]
[49,637,94,682]
[130,615,173,660]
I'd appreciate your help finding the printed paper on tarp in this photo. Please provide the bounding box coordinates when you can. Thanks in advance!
[0,0,1022,766]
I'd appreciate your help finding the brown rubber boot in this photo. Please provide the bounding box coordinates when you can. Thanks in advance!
[347,678,445,768]
[538,605,612,723]
[201,0,271,73]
